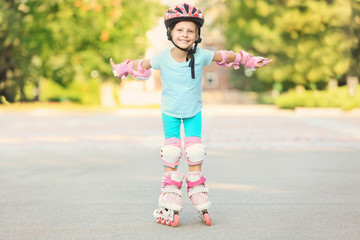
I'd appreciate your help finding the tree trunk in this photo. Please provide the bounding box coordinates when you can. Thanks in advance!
[347,76,359,96]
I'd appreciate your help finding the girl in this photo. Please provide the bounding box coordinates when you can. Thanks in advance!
[110,3,272,227]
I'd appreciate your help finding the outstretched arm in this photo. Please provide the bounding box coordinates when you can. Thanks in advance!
[213,51,236,63]
[110,58,152,80]
[130,59,152,70]
[213,50,272,69]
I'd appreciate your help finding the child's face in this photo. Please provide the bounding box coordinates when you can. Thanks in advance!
[171,21,198,50]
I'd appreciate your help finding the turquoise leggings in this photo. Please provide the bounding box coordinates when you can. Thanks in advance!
[162,112,202,139]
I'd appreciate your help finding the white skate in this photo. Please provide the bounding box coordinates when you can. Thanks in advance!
[153,171,184,227]
[186,171,212,226]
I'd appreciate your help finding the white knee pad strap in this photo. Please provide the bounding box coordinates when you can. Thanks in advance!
[185,143,206,165]
[160,145,182,168]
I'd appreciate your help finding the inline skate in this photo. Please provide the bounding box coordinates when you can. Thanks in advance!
[186,171,211,226]
[153,171,184,227]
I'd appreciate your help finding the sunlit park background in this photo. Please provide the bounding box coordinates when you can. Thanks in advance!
[0,0,360,110]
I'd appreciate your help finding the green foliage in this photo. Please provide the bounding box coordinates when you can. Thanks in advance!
[38,78,101,105]
[221,0,356,88]
[275,86,360,110]
[350,0,360,75]
[0,0,164,103]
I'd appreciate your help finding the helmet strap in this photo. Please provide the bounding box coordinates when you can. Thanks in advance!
[167,24,201,79]
[170,39,198,79]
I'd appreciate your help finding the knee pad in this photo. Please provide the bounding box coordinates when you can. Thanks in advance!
[184,137,206,166]
[160,138,182,168]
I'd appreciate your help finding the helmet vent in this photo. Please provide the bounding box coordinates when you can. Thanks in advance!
[184,3,189,13]
[192,7,197,14]
[175,7,183,13]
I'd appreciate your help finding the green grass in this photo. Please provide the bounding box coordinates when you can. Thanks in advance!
[275,86,360,110]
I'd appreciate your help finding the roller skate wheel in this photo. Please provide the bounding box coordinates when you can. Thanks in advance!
[166,219,172,226]
[156,217,161,223]
[171,214,180,227]
[203,213,211,226]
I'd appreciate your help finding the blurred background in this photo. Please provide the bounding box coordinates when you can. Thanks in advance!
[0,0,359,110]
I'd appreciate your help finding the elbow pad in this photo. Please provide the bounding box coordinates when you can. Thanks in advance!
[216,50,268,70]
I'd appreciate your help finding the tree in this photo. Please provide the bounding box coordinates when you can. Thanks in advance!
[0,0,27,102]
[0,0,163,103]
[221,0,353,91]
[349,0,360,76]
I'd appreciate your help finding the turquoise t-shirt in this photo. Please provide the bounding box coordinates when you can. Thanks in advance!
[150,47,214,118]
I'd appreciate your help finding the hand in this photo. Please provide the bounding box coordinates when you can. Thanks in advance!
[110,58,116,68]
[256,58,273,68]
[110,58,121,80]
[110,58,128,80]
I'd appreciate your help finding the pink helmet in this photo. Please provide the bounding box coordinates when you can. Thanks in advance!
[164,3,204,29]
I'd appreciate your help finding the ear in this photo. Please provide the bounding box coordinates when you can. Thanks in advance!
[196,29,202,43]
[167,24,175,41]
[195,24,202,43]
[167,30,172,40]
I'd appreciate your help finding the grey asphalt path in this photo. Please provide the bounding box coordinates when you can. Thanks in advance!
[1,105,360,240]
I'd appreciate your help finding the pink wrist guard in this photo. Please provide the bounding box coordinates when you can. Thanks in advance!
[239,51,267,69]
[112,59,132,79]
[112,59,151,80]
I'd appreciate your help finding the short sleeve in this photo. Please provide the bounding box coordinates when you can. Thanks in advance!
[200,48,214,66]
[150,53,161,70]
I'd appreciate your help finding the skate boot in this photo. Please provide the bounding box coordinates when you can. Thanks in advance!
[153,171,184,227]
[186,171,211,226]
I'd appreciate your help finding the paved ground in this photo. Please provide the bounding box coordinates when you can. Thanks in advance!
[1,105,360,240]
